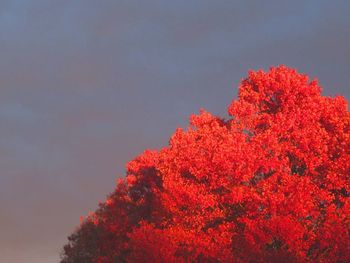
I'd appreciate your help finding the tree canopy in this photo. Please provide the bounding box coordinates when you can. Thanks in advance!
[61,66,350,263]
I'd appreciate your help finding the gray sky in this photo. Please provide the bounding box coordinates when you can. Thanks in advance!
[0,1,349,262]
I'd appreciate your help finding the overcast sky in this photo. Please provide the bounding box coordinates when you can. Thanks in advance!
[1,1,349,262]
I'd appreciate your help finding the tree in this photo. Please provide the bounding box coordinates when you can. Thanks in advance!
[61,66,350,263]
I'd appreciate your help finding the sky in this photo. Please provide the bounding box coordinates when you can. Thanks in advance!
[0,1,349,262]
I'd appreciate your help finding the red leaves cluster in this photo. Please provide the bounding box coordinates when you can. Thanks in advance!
[61,66,350,263]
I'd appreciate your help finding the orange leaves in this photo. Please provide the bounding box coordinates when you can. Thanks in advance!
[126,174,137,186]
[62,66,350,263]
[126,149,159,174]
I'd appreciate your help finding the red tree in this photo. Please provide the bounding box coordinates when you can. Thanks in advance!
[61,66,350,263]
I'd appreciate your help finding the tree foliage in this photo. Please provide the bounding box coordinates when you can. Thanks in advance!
[61,66,350,262]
